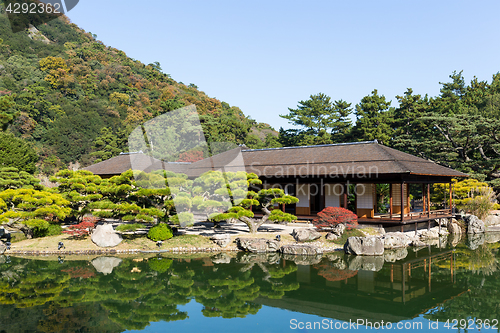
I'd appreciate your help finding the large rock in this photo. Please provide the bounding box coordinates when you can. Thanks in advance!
[465,215,486,234]
[325,232,338,241]
[381,232,411,249]
[237,238,279,253]
[447,222,462,234]
[291,228,322,242]
[210,234,231,248]
[484,215,500,226]
[281,244,323,256]
[0,242,5,254]
[282,253,323,265]
[91,256,122,275]
[346,255,384,271]
[332,223,346,236]
[344,236,384,256]
[419,230,440,240]
[384,248,408,262]
[91,224,123,248]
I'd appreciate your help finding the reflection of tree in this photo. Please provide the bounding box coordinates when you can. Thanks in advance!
[425,243,500,323]
[191,253,300,317]
[0,254,305,329]
[314,261,358,282]
[0,259,70,308]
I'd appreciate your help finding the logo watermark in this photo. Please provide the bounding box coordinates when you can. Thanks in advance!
[3,0,80,33]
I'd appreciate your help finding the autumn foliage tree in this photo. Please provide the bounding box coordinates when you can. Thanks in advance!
[312,207,358,230]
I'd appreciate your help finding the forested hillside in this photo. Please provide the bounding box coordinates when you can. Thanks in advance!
[0,8,279,175]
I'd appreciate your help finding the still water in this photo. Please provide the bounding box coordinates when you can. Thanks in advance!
[1,234,500,333]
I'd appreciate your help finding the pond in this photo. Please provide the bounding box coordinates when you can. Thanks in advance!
[1,234,500,332]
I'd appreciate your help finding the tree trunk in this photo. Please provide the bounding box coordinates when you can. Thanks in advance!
[240,205,272,233]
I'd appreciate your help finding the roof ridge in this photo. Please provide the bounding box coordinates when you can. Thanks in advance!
[242,140,378,152]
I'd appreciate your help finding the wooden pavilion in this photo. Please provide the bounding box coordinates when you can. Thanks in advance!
[186,140,468,228]
[83,140,468,228]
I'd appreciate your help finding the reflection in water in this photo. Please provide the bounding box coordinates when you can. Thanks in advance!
[0,235,499,332]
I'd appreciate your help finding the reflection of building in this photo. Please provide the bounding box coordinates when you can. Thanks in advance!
[257,248,466,323]
[84,141,467,228]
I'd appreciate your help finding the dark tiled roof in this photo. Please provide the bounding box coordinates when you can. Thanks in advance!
[188,141,468,178]
[83,153,191,176]
[83,142,468,179]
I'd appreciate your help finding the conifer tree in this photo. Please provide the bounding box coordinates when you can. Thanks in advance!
[0,188,70,238]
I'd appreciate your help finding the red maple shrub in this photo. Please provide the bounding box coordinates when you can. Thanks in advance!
[312,207,358,230]
[62,221,96,237]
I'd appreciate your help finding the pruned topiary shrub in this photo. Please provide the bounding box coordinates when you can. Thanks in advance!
[116,223,146,232]
[147,223,173,241]
[312,207,358,230]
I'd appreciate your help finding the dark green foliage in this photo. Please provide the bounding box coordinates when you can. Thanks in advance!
[33,223,63,238]
[147,223,173,241]
[116,223,146,232]
[0,132,38,173]
[0,94,18,131]
[0,167,42,190]
[350,89,394,145]
[50,170,103,222]
[279,93,352,146]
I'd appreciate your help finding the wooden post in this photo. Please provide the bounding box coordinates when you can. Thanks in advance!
[449,181,453,215]
[389,184,393,218]
[422,184,426,213]
[400,182,404,222]
[282,203,285,213]
[427,184,431,218]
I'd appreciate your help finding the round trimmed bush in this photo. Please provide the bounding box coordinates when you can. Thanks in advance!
[147,223,173,241]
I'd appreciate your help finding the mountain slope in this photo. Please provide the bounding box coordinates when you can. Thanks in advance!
[0,7,279,174]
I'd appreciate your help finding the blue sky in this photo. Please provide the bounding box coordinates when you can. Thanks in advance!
[65,0,500,130]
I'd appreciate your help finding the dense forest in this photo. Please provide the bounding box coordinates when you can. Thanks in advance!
[0,6,499,194]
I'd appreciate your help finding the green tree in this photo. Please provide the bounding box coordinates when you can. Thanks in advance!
[0,132,38,173]
[330,99,353,143]
[350,89,394,145]
[280,93,339,145]
[392,88,432,157]
[90,127,127,163]
[50,170,104,222]
[0,188,70,238]
[212,172,298,233]
[0,167,42,190]
[0,94,18,131]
